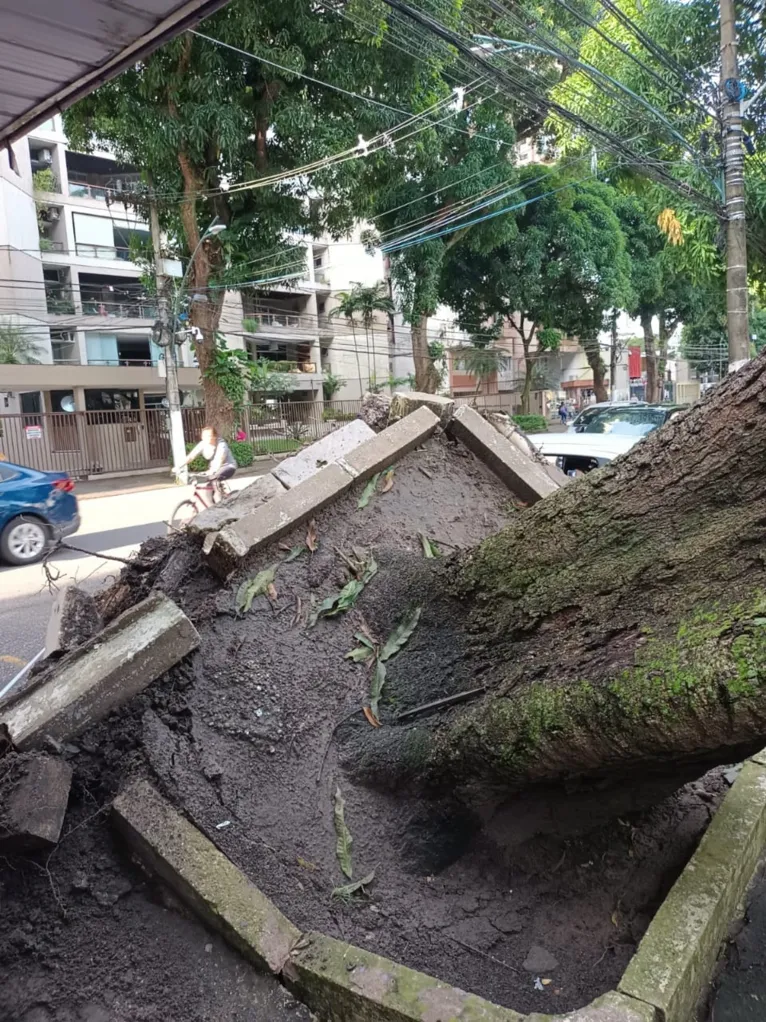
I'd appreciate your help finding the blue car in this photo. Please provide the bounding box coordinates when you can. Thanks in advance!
[0,460,80,566]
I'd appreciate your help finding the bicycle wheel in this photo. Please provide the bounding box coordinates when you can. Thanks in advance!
[168,499,198,534]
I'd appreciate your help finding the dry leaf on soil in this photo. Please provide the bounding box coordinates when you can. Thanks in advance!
[306,519,319,552]
[333,786,354,879]
[363,706,381,728]
[381,467,395,492]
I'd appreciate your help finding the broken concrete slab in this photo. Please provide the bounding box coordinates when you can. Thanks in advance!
[273,419,375,489]
[449,405,564,504]
[525,991,659,1022]
[389,390,455,427]
[619,760,766,1022]
[188,473,286,536]
[112,780,300,975]
[359,391,391,432]
[341,405,440,480]
[0,755,73,853]
[284,931,525,1022]
[206,463,355,578]
[2,592,199,750]
[45,585,103,656]
[522,945,559,973]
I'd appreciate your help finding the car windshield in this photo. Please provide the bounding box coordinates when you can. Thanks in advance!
[581,407,667,436]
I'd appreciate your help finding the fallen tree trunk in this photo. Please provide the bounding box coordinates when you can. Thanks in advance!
[346,353,766,794]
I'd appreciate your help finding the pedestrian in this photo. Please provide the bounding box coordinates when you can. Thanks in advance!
[558,401,568,425]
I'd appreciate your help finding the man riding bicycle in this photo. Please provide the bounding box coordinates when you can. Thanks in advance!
[176,425,236,498]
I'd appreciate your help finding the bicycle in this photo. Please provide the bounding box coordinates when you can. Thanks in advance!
[168,474,231,533]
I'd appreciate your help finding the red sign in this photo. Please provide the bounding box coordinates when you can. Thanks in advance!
[628,345,642,380]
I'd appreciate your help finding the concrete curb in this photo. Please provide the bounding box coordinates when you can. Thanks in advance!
[112,780,300,975]
[108,763,766,1022]
[1,592,199,749]
[206,407,439,577]
[284,931,524,1022]
[617,757,766,1022]
[111,780,523,1021]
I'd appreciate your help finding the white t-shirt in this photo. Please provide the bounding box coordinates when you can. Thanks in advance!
[187,438,236,474]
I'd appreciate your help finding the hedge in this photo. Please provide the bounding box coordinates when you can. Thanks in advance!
[512,414,548,433]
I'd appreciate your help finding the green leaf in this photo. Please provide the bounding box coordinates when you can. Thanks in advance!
[309,579,365,627]
[369,660,387,718]
[333,787,353,879]
[380,607,422,662]
[235,565,278,614]
[419,532,440,559]
[358,473,381,509]
[332,870,376,900]
[361,553,378,584]
[354,632,375,649]
[346,645,375,662]
[283,544,306,562]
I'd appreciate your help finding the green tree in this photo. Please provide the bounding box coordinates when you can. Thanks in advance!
[442,171,629,407]
[329,283,394,394]
[64,0,437,433]
[0,322,44,365]
[453,346,510,407]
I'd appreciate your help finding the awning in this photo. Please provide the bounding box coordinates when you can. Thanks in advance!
[0,0,232,149]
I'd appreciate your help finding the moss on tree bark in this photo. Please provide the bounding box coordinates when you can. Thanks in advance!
[346,355,766,794]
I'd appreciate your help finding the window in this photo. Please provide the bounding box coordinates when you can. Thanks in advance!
[50,331,78,365]
[0,464,21,482]
[84,389,139,412]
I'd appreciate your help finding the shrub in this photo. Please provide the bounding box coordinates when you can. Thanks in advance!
[512,414,547,434]
[228,440,255,467]
[322,408,357,421]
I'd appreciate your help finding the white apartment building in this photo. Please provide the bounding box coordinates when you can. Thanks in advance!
[0,118,408,427]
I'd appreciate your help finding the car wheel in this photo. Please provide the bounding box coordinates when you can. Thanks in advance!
[0,516,50,566]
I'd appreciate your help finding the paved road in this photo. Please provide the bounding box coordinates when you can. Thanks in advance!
[708,868,766,1020]
[0,474,260,694]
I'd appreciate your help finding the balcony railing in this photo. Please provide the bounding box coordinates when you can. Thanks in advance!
[45,289,76,315]
[245,311,310,330]
[68,175,143,202]
[76,243,133,261]
[81,299,158,319]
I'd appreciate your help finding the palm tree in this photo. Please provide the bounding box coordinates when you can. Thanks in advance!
[454,345,510,408]
[329,282,394,395]
[0,322,44,364]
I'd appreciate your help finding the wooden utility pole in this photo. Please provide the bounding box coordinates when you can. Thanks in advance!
[720,0,750,370]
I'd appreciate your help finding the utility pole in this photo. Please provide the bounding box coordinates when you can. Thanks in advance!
[610,310,619,403]
[149,199,187,481]
[720,0,750,370]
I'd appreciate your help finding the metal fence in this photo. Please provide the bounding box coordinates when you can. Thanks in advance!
[0,401,362,478]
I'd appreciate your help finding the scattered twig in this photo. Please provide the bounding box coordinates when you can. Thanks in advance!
[57,542,134,565]
[418,466,433,479]
[316,708,362,784]
[551,849,567,874]
[396,686,486,721]
[448,936,519,973]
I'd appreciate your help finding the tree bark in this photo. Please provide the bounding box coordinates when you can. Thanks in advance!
[581,335,608,401]
[412,314,438,393]
[520,340,534,414]
[658,311,670,401]
[641,309,658,403]
[346,354,766,796]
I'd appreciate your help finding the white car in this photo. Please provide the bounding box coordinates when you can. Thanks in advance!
[527,432,638,475]
[567,401,646,433]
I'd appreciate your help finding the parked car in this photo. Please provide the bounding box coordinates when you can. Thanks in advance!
[0,460,80,565]
[527,433,637,475]
[575,403,685,437]
[530,405,686,475]
[567,401,646,433]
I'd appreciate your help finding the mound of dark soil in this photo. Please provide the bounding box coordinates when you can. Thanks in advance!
[0,435,728,1017]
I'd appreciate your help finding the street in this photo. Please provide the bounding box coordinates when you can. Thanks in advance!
[0,473,260,693]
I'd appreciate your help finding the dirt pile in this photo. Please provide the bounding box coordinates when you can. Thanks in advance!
[0,434,729,1018]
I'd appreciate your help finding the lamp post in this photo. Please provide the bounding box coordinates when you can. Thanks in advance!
[150,208,225,483]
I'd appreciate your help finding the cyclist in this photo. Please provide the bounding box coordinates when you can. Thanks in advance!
[176,425,237,498]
